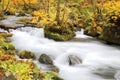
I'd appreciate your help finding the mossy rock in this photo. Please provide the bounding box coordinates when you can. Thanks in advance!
[84,28,100,37]
[18,50,35,59]
[44,26,76,41]
[101,26,120,45]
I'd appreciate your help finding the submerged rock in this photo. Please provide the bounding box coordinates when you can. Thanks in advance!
[18,50,35,59]
[68,55,82,65]
[39,54,53,65]
[50,66,59,73]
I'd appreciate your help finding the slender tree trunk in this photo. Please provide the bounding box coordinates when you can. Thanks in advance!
[47,0,50,15]
[22,0,29,10]
[55,0,61,25]
[2,0,4,16]
[61,0,66,24]
[91,0,97,20]
[4,0,10,12]
[101,0,104,20]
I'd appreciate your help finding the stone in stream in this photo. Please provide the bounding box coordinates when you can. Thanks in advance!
[45,65,60,73]
[68,55,82,65]
[18,50,35,59]
[50,65,59,73]
[0,23,17,32]
[39,54,53,65]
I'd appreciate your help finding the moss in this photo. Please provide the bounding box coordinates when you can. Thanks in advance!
[0,32,63,80]
[101,26,120,45]
[0,33,15,55]
[18,50,35,59]
[44,26,75,41]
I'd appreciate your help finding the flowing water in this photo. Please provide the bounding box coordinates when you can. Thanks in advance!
[7,27,120,80]
[1,16,120,80]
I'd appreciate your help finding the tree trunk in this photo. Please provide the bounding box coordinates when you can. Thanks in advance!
[4,0,10,12]
[61,0,66,24]
[91,0,97,20]
[1,0,4,16]
[55,0,61,25]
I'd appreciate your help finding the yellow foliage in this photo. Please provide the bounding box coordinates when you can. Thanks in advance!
[104,0,120,14]
[13,0,38,5]
[97,26,103,32]
[92,22,97,28]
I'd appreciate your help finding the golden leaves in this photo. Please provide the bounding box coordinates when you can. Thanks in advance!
[97,26,103,32]
[92,21,97,28]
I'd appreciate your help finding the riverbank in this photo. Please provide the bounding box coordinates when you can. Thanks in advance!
[0,29,63,80]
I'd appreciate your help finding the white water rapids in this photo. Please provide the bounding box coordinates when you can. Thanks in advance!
[0,16,120,80]
[4,27,119,80]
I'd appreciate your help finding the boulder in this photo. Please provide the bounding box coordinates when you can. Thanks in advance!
[39,54,53,65]
[101,26,120,45]
[68,55,82,65]
[0,23,17,32]
[44,25,76,41]
[18,50,35,59]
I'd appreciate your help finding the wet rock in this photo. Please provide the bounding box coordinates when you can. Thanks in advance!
[0,23,17,32]
[39,54,53,65]
[18,50,35,59]
[68,55,82,65]
[50,66,59,73]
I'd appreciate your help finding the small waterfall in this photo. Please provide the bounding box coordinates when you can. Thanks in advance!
[8,27,120,80]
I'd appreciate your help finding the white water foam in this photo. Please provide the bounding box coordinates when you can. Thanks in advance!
[9,27,120,80]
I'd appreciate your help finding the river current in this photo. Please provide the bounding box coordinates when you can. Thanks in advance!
[8,27,120,80]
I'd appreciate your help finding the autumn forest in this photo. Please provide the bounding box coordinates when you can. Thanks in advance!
[0,0,120,80]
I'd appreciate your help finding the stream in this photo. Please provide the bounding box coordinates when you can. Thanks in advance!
[1,16,120,80]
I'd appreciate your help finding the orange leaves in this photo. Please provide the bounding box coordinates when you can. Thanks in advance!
[92,21,97,28]
[0,72,3,77]
[97,26,103,32]
[0,55,11,61]
[91,21,103,33]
